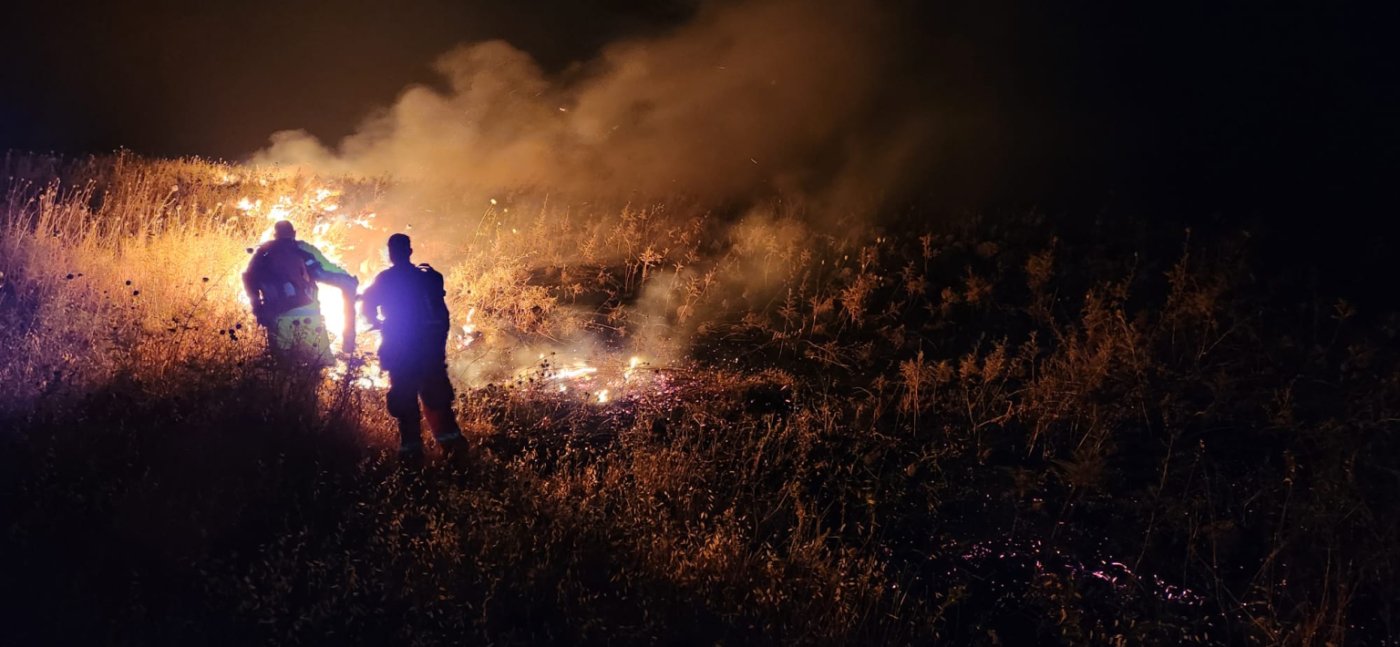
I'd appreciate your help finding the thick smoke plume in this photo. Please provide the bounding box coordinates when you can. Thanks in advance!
[256,0,931,209]
[249,0,945,383]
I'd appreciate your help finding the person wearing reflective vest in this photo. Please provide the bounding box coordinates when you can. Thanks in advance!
[360,233,465,458]
[242,220,358,367]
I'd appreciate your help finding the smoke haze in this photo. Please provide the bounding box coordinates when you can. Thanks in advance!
[256,0,931,211]
[249,0,954,381]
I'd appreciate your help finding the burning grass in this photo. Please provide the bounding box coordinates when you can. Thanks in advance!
[2,153,1398,644]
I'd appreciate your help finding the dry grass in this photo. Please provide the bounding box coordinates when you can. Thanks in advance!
[2,153,1397,645]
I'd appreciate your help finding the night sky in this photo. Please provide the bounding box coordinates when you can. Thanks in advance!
[2,1,1396,227]
[0,0,693,157]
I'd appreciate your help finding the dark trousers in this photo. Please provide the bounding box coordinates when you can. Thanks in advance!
[386,359,463,453]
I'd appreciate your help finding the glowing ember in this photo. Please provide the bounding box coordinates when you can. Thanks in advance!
[624,355,644,381]
[550,365,598,381]
[512,354,669,406]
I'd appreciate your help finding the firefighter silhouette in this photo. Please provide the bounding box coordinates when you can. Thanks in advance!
[361,233,465,457]
[242,220,359,367]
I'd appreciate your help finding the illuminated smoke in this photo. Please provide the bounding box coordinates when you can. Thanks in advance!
[246,0,945,389]
[255,0,931,211]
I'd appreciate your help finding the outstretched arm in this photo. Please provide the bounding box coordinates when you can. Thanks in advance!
[297,241,354,284]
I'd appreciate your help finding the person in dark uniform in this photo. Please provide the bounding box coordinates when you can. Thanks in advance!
[360,233,464,458]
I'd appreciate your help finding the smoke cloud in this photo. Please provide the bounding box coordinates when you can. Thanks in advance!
[246,0,959,383]
[255,0,933,210]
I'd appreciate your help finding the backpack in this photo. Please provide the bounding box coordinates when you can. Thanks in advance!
[253,239,316,315]
[413,263,450,333]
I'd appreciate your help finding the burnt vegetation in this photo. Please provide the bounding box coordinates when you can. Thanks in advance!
[1,153,1397,645]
